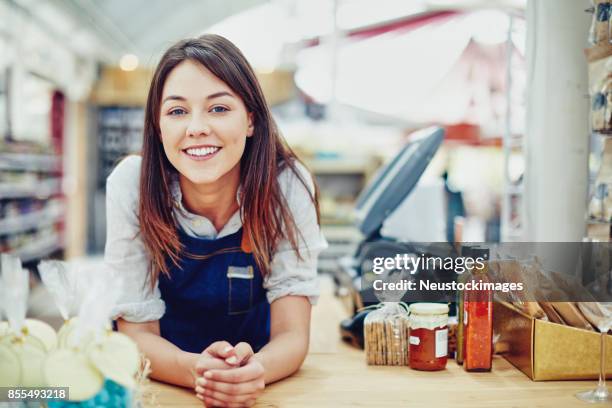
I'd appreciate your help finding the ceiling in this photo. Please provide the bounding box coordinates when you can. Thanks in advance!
[12,0,525,66]
[42,0,267,63]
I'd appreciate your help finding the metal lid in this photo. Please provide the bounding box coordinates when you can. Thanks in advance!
[470,247,490,260]
[409,302,449,315]
[354,127,445,238]
[460,243,477,257]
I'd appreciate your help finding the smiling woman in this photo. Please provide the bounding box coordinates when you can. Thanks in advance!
[103,34,327,407]
[159,60,252,225]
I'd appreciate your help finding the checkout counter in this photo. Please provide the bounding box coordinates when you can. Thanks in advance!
[147,277,590,407]
[146,127,592,407]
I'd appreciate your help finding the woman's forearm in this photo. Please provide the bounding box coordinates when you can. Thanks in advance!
[123,331,199,388]
[253,330,309,384]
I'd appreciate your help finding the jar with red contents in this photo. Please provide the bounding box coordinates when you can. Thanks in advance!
[408,303,449,371]
[463,247,493,372]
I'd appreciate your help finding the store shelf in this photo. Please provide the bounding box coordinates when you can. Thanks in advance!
[319,225,361,274]
[0,152,62,172]
[587,218,612,225]
[0,206,64,235]
[14,232,63,263]
[0,178,62,199]
[305,158,373,175]
[585,42,612,63]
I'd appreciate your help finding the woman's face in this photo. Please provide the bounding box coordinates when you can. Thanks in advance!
[159,59,253,187]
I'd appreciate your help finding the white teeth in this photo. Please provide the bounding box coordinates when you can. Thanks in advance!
[185,147,220,157]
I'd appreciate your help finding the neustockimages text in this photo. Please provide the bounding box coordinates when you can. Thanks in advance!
[372,279,524,293]
[370,254,525,293]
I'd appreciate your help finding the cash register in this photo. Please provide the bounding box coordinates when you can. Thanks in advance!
[336,126,450,346]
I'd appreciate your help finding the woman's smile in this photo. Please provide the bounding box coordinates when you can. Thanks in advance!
[182,145,222,161]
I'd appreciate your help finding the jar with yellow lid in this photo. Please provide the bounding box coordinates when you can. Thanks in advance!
[408,303,449,371]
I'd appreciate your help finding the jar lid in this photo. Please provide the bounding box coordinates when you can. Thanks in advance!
[409,303,449,315]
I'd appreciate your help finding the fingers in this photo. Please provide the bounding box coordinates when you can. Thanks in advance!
[227,342,254,366]
[204,341,235,359]
[196,376,264,396]
[197,393,255,408]
[195,392,227,407]
[195,356,234,376]
[195,386,257,404]
[196,341,237,376]
[204,361,264,384]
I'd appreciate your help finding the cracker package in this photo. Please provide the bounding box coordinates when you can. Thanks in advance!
[364,302,410,366]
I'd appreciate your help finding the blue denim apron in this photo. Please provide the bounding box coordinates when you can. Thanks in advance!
[158,227,270,353]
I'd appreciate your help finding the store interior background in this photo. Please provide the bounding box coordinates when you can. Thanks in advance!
[0,0,593,320]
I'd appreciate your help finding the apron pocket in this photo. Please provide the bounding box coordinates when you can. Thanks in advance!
[227,266,254,315]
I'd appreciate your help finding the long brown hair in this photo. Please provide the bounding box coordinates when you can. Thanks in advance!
[138,34,319,287]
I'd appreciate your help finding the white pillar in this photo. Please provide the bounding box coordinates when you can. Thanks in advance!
[525,0,590,242]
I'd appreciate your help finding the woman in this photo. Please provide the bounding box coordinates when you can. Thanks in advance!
[104,34,326,407]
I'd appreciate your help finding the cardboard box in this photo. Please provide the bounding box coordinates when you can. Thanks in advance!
[494,301,612,381]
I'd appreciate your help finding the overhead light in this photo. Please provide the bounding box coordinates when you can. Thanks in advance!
[119,54,139,71]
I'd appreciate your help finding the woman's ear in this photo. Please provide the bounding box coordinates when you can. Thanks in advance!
[247,112,254,137]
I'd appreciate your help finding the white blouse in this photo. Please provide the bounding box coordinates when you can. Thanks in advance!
[104,155,327,323]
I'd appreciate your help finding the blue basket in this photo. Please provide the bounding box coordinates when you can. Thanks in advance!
[47,379,132,408]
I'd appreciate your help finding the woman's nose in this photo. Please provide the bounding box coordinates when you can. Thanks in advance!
[186,113,211,137]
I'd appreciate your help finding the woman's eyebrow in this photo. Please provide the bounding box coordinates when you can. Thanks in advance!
[162,95,186,104]
[206,91,234,100]
[161,91,233,105]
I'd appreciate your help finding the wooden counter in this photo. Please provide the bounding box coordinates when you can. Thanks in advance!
[144,278,598,407]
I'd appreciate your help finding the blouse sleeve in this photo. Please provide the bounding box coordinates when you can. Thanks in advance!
[104,156,166,322]
[263,162,328,305]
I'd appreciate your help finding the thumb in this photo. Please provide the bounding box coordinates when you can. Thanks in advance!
[227,342,254,366]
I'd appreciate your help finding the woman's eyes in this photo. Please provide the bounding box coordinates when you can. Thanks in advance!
[210,106,229,113]
[167,106,228,116]
[168,108,186,116]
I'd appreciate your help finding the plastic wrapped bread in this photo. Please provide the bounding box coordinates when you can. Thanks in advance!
[42,262,141,405]
[538,302,566,325]
[0,254,47,387]
[1,254,28,333]
[38,260,81,322]
[76,270,140,385]
[489,259,548,320]
[550,302,595,331]
[577,302,612,332]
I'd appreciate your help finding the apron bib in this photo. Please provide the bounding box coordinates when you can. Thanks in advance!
[158,227,270,353]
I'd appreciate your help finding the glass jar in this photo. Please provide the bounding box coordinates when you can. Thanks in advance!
[408,303,449,371]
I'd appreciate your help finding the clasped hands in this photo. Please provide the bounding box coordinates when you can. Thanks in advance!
[194,341,265,407]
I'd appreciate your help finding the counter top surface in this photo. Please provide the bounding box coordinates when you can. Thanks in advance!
[144,278,598,408]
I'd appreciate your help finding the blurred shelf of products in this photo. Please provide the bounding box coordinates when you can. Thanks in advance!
[0,0,532,270]
[586,6,612,242]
